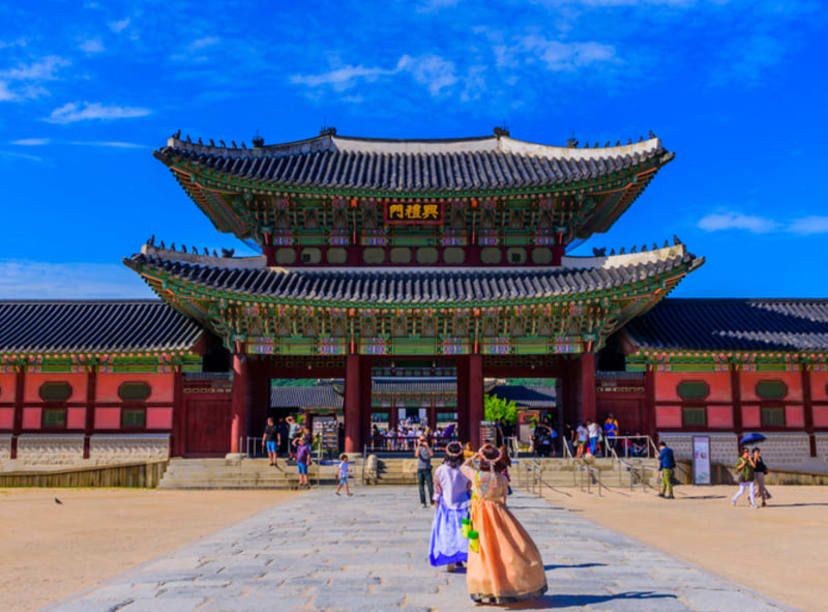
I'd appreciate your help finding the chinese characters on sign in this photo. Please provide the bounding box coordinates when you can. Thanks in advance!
[385,202,442,224]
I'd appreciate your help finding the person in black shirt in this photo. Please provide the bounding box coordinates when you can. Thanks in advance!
[753,448,772,507]
[262,417,281,468]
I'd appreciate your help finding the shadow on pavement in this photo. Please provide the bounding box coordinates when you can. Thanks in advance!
[506,591,678,609]
[544,563,606,570]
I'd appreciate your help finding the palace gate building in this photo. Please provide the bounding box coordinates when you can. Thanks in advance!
[1,128,827,469]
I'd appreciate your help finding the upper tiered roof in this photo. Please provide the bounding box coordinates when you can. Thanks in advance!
[156,129,671,193]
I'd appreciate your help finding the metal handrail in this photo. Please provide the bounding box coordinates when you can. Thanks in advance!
[522,458,572,498]
[361,444,367,485]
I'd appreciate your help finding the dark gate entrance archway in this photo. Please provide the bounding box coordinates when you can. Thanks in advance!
[231,353,597,454]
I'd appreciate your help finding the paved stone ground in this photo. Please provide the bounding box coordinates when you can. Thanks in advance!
[45,487,792,612]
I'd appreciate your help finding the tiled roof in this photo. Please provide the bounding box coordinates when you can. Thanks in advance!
[157,132,670,192]
[270,384,342,408]
[624,299,828,353]
[0,300,203,354]
[126,244,702,305]
[489,384,557,408]
[373,377,456,394]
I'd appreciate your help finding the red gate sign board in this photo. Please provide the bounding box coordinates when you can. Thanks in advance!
[384,202,443,225]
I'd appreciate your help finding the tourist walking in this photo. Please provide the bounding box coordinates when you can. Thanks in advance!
[294,436,311,489]
[460,444,547,604]
[586,419,600,456]
[603,413,619,454]
[429,441,471,572]
[732,447,757,508]
[753,448,771,507]
[415,435,435,508]
[335,453,353,497]
[657,441,676,499]
[575,422,588,458]
[261,416,281,468]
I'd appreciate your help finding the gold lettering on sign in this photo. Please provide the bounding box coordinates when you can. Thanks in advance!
[385,202,443,224]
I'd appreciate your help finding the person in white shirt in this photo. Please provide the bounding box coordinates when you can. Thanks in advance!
[586,419,600,455]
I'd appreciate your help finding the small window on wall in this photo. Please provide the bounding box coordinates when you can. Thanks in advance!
[122,408,146,428]
[118,382,151,401]
[677,380,710,400]
[761,406,785,427]
[39,381,72,401]
[756,380,788,400]
[682,407,706,427]
[42,408,67,428]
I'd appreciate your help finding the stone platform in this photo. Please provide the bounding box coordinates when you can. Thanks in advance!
[46,487,789,611]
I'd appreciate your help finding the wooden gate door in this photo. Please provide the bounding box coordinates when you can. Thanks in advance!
[184,398,231,456]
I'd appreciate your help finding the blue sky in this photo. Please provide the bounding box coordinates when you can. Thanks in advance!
[1,0,826,299]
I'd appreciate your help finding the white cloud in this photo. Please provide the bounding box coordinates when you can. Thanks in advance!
[0,81,17,101]
[79,38,105,53]
[788,216,828,236]
[10,138,50,145]
[189,36,220,51]
[0,260,152,299]
[0,55,69,81]
[698,211,780,233]
[108,18,130,33]
[291,54,459,97]
[398,54,458,96]
[520,36,616,70]
[69,140,148,149]
[0,150,43,163]
[290,64,397,90]
[44,101,151,123]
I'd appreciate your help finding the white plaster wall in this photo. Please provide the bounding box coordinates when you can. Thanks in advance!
[89,434,170,465]
[16,434,85,465]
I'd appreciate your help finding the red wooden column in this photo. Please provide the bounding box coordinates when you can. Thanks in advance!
[579,352,596,423]
[344,354,362,453]
[11,368,24,459]
[172,366,184,457]
[359,356,372,449]
[428,402,437,433]
[263,233,276,267]
[802,367,816,457]
[468,354,484,449]
[730,365,743,438]
[644,366,657,439]
[83,368,97,459]
[230,352,249,455]
[456,356,469,443]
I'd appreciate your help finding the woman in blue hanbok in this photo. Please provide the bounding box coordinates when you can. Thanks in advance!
[429,441,471,571]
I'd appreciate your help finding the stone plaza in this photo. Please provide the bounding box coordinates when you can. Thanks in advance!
[46,487,789,612]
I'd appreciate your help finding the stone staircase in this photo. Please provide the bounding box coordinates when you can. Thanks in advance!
[158,457,349,490]
[158,456,662,490]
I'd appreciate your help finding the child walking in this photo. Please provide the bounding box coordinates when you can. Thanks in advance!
[336,454,353,496]
[294,436,311,489]
[429,441,471,572]
[460,444,547,604]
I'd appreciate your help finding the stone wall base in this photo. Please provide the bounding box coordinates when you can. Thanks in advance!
[88,434,170,465]
[658,432,737,464]
[16,434,85,465]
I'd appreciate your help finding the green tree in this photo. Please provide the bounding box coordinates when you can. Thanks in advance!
[484,394,518,424]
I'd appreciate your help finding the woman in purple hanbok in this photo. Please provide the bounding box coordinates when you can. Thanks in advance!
[429,441,471,571]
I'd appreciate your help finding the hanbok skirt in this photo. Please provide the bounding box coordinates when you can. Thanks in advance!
[429,497,470,566]
[466,498,548,604]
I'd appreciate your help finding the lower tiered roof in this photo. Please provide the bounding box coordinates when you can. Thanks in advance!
[0,300,203,356]
[625,299,828,353]
[125,244,702,307]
